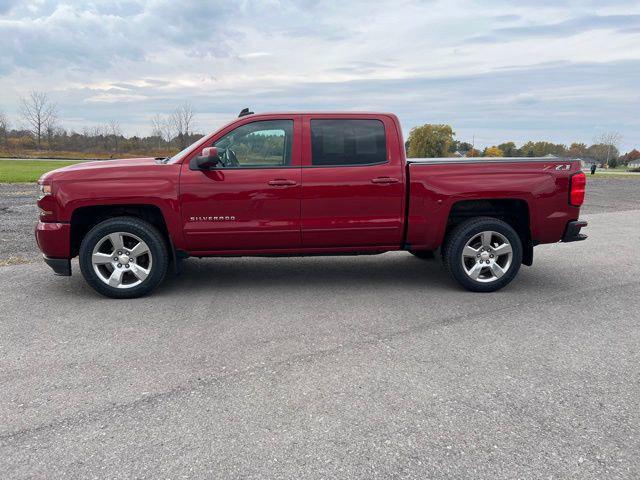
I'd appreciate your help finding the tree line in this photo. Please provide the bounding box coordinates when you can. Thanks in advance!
[406,124,638,168]
[0,91,203,158]
[1,92,638,166]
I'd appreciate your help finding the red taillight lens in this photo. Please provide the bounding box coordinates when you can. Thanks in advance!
[569,172,586,207]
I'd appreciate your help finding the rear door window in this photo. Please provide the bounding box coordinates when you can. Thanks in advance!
[310,119,387,166]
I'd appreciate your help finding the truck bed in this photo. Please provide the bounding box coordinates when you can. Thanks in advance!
[404,157,583,250]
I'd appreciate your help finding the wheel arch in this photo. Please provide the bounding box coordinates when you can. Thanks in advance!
[444,198,533,266]
[70,204,172,259]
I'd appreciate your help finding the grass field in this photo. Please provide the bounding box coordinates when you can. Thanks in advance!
[586,171,640,179]
[0,159,82,183]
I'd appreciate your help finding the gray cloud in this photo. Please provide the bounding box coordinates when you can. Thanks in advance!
[482,0,633,6]
[0,0,638,150]
[467,14,640,43]
[0,0,17,14]
[48,59,639,151]
[0,1,241,74]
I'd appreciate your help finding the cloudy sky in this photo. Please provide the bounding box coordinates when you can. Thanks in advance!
[1,0,639,150]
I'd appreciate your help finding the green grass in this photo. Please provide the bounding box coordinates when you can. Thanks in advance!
[588,172,640,179]
[0,159,82,183]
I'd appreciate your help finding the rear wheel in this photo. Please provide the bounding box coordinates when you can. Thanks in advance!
[443,217,522,292]
[79,217,168,298]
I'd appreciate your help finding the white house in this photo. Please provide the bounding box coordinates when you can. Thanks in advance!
[629,159,640,169]
[578,158,601,168]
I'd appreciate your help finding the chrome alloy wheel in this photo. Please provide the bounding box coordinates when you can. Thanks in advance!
[91,232,153,289]
[461,230,513,283]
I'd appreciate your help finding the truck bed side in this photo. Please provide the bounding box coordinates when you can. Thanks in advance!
[405,158,583,250]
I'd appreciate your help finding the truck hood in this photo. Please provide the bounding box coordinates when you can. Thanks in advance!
[39,157,164,183]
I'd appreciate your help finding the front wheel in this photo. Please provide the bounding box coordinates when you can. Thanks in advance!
[79,217,169,298]
[442,217,522,292]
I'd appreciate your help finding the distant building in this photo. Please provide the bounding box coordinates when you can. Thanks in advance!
[578,158,601,168]
[629,158,640,169]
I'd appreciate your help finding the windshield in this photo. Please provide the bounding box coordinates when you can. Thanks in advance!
[164,134,212,164]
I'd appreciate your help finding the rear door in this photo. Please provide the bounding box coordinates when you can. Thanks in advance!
[180,116,302,251]
[300,115,404,248]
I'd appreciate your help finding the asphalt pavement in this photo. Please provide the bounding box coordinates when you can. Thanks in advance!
[1,199,639,478]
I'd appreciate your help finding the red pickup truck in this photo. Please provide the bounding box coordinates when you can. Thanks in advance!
[36,111,587,298]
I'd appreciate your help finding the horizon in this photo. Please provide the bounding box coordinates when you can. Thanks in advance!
[2,111,634,158]
[1,0,639,151]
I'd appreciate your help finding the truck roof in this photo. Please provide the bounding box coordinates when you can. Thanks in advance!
[246,111,398,117]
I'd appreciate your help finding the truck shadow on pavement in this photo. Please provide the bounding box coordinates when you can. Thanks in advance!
[53,251,567,299]
[153,252,566,298]
[157,252,455,295]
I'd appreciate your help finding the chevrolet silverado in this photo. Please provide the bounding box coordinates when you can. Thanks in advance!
[36,111,587,298]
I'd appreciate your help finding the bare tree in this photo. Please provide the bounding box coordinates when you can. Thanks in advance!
[108,120,122,152]
[596,131,622,168]
[169,111,183,148]
[19,91,58,149]
[90,126,105,150]
[150,114,164,150]
[162,117,174,146]
[170,102,195,149]
[45,119,59,149]
[0,111,9,146]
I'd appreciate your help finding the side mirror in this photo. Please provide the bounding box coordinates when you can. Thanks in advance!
[190,146,221,170]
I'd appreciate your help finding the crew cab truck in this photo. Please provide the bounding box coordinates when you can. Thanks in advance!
[36,111,587,298]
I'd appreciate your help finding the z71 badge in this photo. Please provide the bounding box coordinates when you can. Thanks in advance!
[189,216,236,221]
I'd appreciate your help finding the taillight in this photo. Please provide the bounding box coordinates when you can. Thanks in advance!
[569,171,586,207]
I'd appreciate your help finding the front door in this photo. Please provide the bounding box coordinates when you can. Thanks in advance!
[180,117,302,252]
[301,116,404,248]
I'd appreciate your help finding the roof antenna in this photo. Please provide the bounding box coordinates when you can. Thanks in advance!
[238,107,254,118]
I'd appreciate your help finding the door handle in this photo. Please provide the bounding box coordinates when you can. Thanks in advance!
[371,177,399,184]
[268,179,297,186]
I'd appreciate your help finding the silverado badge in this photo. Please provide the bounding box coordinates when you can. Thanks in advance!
[189,216,236,221]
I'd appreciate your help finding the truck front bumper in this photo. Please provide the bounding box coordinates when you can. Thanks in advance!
[43,256,71,276]
[35,221,72,275]
[562,220,588,242]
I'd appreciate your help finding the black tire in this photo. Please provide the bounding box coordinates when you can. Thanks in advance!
[442,217,522,292]
[410,250,435,260]
[79,217,169,298]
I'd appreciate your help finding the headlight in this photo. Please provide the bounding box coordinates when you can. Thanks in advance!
[38,183,52,200]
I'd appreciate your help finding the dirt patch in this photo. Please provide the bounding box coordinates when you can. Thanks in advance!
[0,256,32,267]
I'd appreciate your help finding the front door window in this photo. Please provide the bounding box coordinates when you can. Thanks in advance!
[214,120,293,168]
